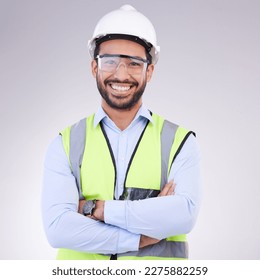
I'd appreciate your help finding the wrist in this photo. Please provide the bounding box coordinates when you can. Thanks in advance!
[92,200,105,221]
[78,199,86,214]
[81,200,97,216]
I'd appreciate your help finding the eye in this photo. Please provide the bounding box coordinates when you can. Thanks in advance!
[129,61,142,67]
[104,59,117,65]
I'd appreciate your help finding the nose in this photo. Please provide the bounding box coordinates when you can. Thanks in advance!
[114,62,130,80]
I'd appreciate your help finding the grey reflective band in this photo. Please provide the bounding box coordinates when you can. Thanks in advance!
[118,240,188,259]
[160,120,178,190]
[69,118,87,200]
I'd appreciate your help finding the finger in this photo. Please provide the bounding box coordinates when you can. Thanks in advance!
[158,180,173,197]
[171,182,176,192]
[165,182,175,195]
[167,183,176,195]
[165,180,175,194]
[158,183,171,197]
[159,182,177,197]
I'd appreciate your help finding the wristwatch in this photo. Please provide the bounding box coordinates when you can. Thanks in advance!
[82,200,96,216]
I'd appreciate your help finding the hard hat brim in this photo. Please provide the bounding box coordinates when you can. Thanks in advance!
[95,34,152,53]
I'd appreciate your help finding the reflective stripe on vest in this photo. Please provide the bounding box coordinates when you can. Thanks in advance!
[58,113,195,260]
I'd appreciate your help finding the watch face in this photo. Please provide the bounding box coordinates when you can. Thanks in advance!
[83,200,94,216]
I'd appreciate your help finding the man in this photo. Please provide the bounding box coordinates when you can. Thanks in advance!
[42,5,201,260]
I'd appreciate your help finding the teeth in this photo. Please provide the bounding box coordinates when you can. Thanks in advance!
[111,84,131,92]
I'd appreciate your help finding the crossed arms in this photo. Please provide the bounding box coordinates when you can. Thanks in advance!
[78,180,175,249]
[42,134,201,254]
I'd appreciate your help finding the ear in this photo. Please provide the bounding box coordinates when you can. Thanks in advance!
[91,60,98,78]
[146,64,154,82]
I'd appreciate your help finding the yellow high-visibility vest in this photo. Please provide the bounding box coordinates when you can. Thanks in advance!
[57,113,194,260]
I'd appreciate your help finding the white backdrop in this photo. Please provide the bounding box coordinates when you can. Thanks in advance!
[0,0,259,259]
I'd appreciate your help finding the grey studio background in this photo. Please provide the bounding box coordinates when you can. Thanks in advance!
[0,0,259,260]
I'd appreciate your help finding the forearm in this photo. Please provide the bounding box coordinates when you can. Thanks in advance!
[78,199,161,249]
[42,202,140,254]
[104,195,197,239]
[42,136,140,254]
[103,135,201,239]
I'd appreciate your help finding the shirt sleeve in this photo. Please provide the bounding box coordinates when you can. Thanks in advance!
[104,134,202,240]
[41,135,140,254]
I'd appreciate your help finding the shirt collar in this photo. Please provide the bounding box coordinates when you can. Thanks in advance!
[93,105,154,128]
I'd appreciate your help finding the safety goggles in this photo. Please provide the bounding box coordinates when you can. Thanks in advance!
[96,54,149,75]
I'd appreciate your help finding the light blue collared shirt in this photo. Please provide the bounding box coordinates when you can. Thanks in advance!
[42,105,201,254]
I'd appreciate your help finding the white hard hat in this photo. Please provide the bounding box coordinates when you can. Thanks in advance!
[88,4,160,64]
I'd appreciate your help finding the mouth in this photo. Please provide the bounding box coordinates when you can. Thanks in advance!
[110,84,131,92]
[105,80,138,96]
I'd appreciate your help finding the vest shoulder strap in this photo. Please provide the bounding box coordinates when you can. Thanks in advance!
[60,117,87,199]
[159,117,196,188]
[160,119,178,188]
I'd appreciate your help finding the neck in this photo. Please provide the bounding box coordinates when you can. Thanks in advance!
[101,101,142,131]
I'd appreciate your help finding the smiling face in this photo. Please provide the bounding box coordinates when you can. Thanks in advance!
[92,39,154,111]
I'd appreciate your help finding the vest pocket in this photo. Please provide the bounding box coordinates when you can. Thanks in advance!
[120,187,160,200]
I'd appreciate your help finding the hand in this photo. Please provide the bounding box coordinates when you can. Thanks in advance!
[92,200,105,221]
[139,235,160,248]
[158,179,176,197]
